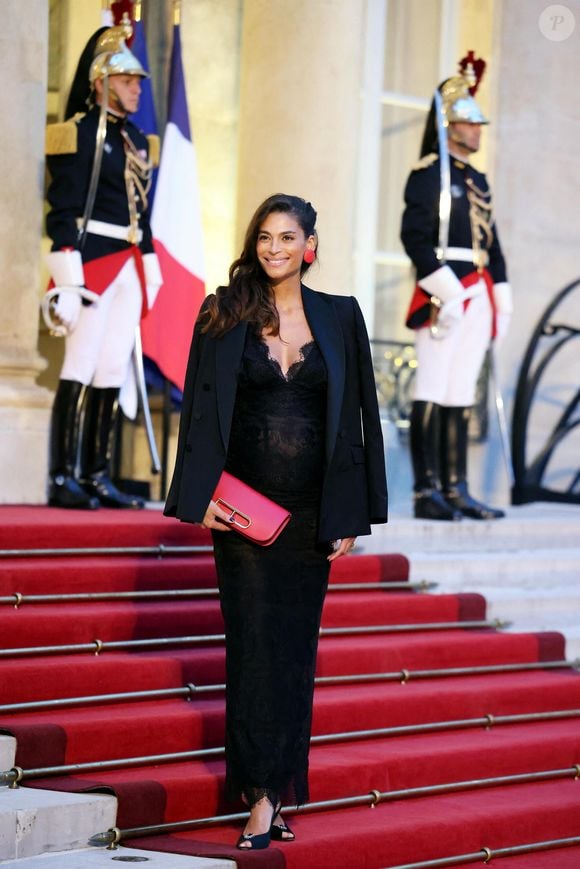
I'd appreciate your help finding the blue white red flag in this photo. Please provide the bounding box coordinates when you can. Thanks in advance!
[128,18,159,201]
[140,23,206,392]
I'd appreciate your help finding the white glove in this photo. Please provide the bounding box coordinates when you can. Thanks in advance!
[418,265,464,305]
[492,282,513,343]
[418,265,464,338]
[437,297,463,331]
[496,312,511,341]
[43,249,95,337]
[46,249,84,285]
[493,282,513,315]
[143,252,163,309]
[52,289,82,333]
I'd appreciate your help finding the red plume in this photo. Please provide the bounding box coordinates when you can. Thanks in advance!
[111,0,135,43]
[458,50,486,95]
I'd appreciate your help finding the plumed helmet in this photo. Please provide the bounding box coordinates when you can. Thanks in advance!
[441,51,488,124]
[419,51,488,157]
[89,21,149,83]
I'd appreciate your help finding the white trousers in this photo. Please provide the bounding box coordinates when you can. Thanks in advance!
[413,288,492,407]
[60,257,142,389]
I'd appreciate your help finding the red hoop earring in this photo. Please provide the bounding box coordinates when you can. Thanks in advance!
[303,248,316,264]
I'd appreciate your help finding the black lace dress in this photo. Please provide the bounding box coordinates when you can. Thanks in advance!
[212,329,331,810]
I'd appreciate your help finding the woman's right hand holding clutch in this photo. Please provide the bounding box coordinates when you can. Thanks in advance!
[199,499,234,531]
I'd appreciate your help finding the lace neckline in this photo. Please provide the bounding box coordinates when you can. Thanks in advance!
[256,334,316,381]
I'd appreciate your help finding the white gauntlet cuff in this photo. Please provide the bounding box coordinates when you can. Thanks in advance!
[418,265,463,304]
[143,252,163,308]
[493,282,513,315]
[45,249,84,286]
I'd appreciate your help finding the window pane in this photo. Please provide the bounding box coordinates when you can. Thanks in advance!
[373,262,415,344]
[377,102,425,256]
[383,0,442,97]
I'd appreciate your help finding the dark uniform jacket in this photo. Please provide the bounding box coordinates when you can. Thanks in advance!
[401,154,508,328]
[164,286,388,542]
[46,106,154,263]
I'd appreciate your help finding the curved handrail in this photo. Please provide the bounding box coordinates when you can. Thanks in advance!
[511,278,580,505]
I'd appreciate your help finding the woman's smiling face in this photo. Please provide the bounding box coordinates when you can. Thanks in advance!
[256,212,315,284]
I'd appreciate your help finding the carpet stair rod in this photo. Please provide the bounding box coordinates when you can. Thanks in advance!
[4,710,580,786]
[383,835,580,868]
[86,766,580,848]
[0,619,508,658]
[1,660,575,714]
[0,580,436,607]
[320,620,507,636]
[0,544,213,559]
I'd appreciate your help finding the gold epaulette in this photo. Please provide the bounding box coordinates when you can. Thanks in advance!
[412,152,439,171]
[146,134,160,168]
[45,113,85,156]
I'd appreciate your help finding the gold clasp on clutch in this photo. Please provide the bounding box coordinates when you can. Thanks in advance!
[215,498,252,530]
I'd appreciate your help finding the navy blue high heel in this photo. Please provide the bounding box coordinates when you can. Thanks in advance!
[236,801,277,850]
[270,815,295,842]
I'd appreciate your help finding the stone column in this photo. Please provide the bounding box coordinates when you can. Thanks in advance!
[235,0,366,298]
[180,0,242,293]
[0,2,53,503]
[485,0,580,500]
[493,0,580,364]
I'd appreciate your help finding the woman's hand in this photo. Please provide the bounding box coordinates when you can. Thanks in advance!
[327,536,357,562]
[199,499,234,531]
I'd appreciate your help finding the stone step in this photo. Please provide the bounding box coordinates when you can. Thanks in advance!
[403,547,580,658]
[406,548,580,588]
[0,788,116,862]
[364,503,580,554]
[359,504,580,677]
[485,596,580,656]
[484,587,580,614]
[502,618,580,661]
[554,627,580,660]
[0,738,15,770]
[0,846,233,867]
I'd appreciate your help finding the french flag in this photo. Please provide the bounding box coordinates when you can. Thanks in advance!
[140,22,206,392]
[128,16,159,201]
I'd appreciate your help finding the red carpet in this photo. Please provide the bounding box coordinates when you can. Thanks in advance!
[0,506,578,868]
[130,781,580,868]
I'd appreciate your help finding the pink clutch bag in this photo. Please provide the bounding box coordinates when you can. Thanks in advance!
[213,471,291,546]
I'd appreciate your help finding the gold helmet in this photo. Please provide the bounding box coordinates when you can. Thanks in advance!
[441,51,488,125]
[89,21,149,83]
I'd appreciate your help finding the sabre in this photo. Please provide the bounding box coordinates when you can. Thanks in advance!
[78,75,109,249]
[489,343,514,486]
[133,326,161,474]
[429,89,451,338]
[434,88,451,263]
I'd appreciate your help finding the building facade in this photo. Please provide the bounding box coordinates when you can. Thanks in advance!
[1,0,578,504]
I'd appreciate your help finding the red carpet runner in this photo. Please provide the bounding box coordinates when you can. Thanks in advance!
[0,506,579,868]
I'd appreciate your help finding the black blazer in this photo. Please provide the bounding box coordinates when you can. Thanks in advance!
[164,285,388,542]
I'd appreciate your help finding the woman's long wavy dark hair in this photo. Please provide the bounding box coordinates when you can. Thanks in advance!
[201,193,318,338]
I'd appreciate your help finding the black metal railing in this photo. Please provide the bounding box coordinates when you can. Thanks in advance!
[512,278,580,505]
[371,339,416,434]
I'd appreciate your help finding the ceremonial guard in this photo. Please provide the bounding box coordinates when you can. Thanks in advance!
[401,53,512,521]
[43,22,161,509]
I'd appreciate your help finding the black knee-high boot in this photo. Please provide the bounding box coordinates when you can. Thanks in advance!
[80,387,144,509]
[48,380,100,509]
[409,401,461,520]
[440,406,505,520]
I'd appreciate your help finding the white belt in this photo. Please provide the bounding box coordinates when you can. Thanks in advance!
[435,246,489,267]
[78,218,143,244]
